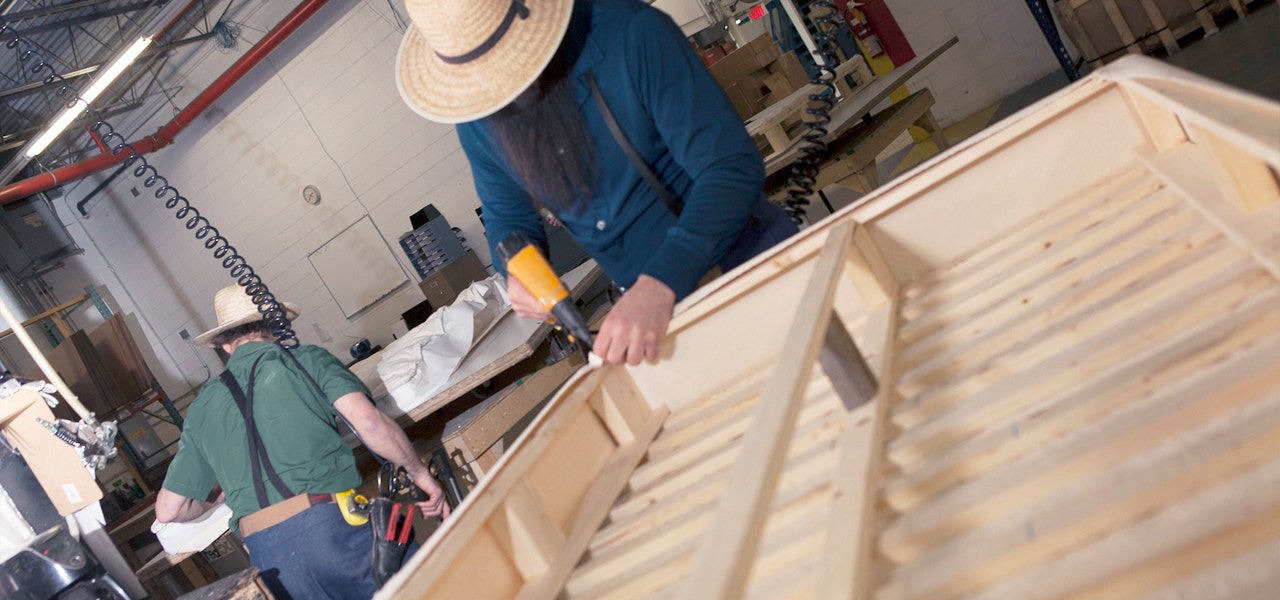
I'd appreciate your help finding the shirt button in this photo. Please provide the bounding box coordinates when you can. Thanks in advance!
[596,220,607,230]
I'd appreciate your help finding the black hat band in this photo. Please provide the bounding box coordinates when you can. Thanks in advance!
[436,0,530,65]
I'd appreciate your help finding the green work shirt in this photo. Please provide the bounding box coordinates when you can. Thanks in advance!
[162,342,369,533]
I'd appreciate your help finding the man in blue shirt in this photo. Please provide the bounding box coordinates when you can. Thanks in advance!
[396,0,795,365]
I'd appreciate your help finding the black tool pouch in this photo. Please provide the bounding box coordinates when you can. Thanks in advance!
[369,497,410,588]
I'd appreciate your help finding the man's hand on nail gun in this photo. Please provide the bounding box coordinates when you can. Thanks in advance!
[595,275,674,366]
[410,470,451,519]
[506,277,552,321]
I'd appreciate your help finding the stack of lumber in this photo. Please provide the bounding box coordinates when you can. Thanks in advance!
[378,56,1280,599]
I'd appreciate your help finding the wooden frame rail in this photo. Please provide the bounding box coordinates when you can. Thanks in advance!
[377,367,667,599]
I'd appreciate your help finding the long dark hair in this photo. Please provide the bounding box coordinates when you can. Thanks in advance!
[488,26,596,215]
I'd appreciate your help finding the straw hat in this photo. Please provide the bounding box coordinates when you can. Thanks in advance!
[395,0,574,124]
[193,285,299,347]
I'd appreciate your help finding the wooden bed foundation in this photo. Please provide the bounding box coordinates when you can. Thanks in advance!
[378,56,1280,599]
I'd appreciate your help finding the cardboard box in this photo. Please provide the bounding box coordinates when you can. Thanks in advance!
[708,34,814,120]
[33,330,129,420]
[708,34,783,91]
[723,83,756,120]
[759,71,796,106]
[0,389,103,516]
[774,52,811,90]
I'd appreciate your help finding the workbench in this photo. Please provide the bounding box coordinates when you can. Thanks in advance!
[351,260,603,422]
[106,495,220,597]
[757,38,958,198]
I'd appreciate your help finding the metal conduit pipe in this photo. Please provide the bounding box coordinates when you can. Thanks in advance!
[74,162,129,217]
[0,0,331,206]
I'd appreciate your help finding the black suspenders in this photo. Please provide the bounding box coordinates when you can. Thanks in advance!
[586,71,683,218]
[222,354,294,509]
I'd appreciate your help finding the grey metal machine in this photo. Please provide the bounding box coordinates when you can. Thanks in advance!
[0,437,130,600]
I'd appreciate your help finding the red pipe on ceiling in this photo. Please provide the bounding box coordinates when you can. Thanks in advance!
[0,0,331,206]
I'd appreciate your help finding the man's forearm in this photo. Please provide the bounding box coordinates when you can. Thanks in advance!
[155,488,220,523]
[362,414,429,477]
[335,393,430,479]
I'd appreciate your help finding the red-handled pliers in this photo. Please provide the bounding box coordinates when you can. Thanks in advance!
[385,503,416,544]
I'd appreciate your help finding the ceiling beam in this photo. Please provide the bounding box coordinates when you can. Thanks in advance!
[3,0,121,23]
[0,30,213,101]
[0,0,165,43]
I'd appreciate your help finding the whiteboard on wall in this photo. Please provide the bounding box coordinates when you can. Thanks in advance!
[308,215,408,318]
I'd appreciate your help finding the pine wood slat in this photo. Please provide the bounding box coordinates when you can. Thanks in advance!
[884,311,1280,512]
[1139,539,1280,600]
[898,219,1231,404]
[899,221,1224,382]
[898,168,1159,320]
[1139,142,1280,279]
[879,318,1280,564]
[680,222,856,600]
[593,399,846,555]
[899,208,1217,383]
[877,369,1280,599]
[653,363,769,435]
[566,450,841,597]
[893,234,1260,434]
[889,261,1276,471]
[899,164,1148,301]
[897,182,1177,343]
[514,404,667,599]
[973,460,1280,600]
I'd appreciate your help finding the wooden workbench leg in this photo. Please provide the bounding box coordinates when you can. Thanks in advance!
[1227,0,1247,18]
[914,109,950,151]
[764,124,792,156]
[1139,0,1180,56]
[1101,0,1143,55]
[1190,0,1219,35]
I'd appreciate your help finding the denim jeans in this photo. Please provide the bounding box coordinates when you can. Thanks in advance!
[243,503,418,600]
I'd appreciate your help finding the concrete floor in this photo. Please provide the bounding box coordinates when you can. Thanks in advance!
[809,0,1279,218]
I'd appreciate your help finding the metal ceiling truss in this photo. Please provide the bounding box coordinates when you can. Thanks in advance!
[0,0,227,175]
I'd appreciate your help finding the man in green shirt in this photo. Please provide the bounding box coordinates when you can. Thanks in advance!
[156,286,448,598]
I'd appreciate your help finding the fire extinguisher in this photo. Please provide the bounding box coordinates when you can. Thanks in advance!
[844,4,885,58]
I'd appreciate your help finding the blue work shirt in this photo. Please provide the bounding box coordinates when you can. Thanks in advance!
[457,0,765,300]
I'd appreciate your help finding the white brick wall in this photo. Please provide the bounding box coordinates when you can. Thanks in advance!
[50,1,488,398]
[887,0,1066,126]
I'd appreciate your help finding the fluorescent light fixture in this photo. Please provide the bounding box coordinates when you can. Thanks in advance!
[26,36,152,158]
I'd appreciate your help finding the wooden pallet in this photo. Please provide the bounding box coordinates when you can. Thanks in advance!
[377,56,1280,599]
[1052,0,1250,67]
[745,55,875,158]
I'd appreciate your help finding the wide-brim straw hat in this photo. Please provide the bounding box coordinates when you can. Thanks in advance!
[193,285,300,347]
[396,0,574,124]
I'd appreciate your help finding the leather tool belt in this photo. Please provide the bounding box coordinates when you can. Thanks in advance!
[240,493,334,537]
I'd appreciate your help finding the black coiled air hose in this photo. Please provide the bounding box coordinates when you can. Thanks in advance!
[1,23,300,349]
[782,0,841,225]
